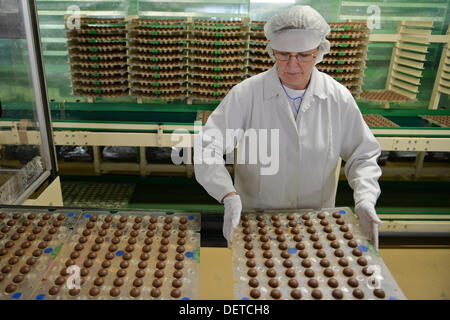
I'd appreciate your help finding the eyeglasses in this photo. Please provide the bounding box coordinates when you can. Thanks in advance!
[274,51,318,63]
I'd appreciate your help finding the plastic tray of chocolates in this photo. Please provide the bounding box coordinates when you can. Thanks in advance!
[0,211,81,300]
[0,209,200,300]
[133,19,185,27]
[363,114,400,127]
[193,19,243,28]
[231,207,406,300]
[425,115,450,127]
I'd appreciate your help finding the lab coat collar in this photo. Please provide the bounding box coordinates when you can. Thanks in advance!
[263,65,328,101]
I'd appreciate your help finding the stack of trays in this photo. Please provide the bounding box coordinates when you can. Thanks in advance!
[248,21,272,77]
[129,19,188,102]
[189,19,246,102]
[66,17,129,99]
[317,22,369,97]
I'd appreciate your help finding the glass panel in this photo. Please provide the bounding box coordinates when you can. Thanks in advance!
[0,0,48,204]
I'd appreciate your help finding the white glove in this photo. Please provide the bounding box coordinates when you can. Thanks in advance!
[355,200,382,250]
[223,194,242,247]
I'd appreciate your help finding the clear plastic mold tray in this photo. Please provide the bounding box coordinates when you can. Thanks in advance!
[232,207,406,300]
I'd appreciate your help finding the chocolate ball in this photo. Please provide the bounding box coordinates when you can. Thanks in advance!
[105,252,114,260]
[120,261,129,269]
[250,289,261,299]
[123,253,132,260]
[332,289,344,299]
[176,254,184,261]
[98,269,108,277]
[15,249,25,256]
[328,233,340,243]
[306,227,316,234]
[260,235,269,243]
[316,250,326,258]
[323,226,333,233]
[114,278,124,287]
[117,269,127,277]
[327,278,339,288]
[89,287,100,296]
[138,261,147,269]
[247,269,257,277]
[26,257,37,266]
[313,242,323,250]
[276,235,286,242]
[20,266,31,274]
[246,259,256,268]
[248,278,259,288]
[49,286,59,295]
[348,278,359,288]
[301,214,310,220]
[291,228,300,235]
[54,276,65,285]
[285,268,296,278]
[336,218,345,225]
[154,270,164,278]
[80,268,89,277]
[32,250,43,257]
[84,259,94,268]
[298,250,308,259]
[151,288,161,298]
[278,243,288,251]
[293,235,303,242]
[304,220,313,227]
[310,234,320,242]
[2,266,12,273]
[266,269,277,278]
[133,278,143,287]
[301,259,312,268]
[338,258,349,267]
[340,225,349,232]
[70,251,80,259]
[334,249,345,257]
[291,289,302,299]
[172,279,183,288]
[324,268,334,277]
[171,289,181,298]
[357,257,368,266]
[308,279,319,288]
[295,242,305,250]
[261,243,270,250]
[270,289,282,299]
[344,232,353,240]
[173,270,183,279]
[110,287,120,297]
[91,244,101,252]
[268,279,279,288]
[244,243,253,250]
[320,219,329,226]
[343,268,354,277]
[320,259,330,268]
[136,269,146,278]
[374,289,386,299]
[141,252,150,261]
[69,288,80,296]
[94,277,104,286]
[257,221,265,228]
[311,289,322,300]
[348,240,358,248]
[304,269,315,277]
[156,261,166,269]
[88,252,97,259]
[283,259,293,268]
[353,289,364,299]
[330,240,340,249]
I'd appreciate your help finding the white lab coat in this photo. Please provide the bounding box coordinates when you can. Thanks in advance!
[194,65,381,211]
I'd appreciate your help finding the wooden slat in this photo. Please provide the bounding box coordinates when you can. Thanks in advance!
[392,70,420,85]
[391,79,419,93]
[395,57,424,69]
[438,86,450,95]
[441,72,450,81]
[394,65,423,77]
[391,86,417,100]
[396,49,427,61]
[440,78,450,88]
[400,26,432,36]
[401,35,431,45]
[444,64,450,72]
[401,21,434,28]
[398,42,429,53]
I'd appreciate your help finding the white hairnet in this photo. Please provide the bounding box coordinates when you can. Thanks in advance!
[264,5,331,65]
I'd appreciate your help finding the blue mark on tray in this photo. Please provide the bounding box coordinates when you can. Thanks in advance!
[188,216,194,220]
[44,248,53,254]
[241,297,250,300]
[358,245,369,252]
[181,297,190,300]
[389,297,398,300]
[288,248,297,254]
[68,213,74,217]
[12,292,22,299]
[36,294,46,300]
[339,210,346,214]
[185,251,194,258]
[84,214,91,218]
[116,250,124,257]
